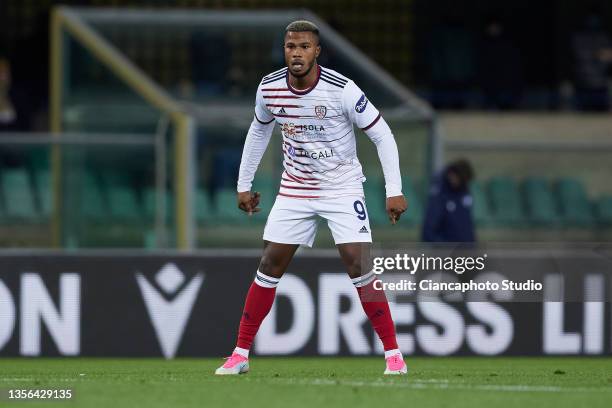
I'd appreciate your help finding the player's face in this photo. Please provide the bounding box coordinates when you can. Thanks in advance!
[284,31,320,78]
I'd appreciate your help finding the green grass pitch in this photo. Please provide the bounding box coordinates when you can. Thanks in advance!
[0,357,611,407]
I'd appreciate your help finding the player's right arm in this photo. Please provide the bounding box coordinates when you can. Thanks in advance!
[236,85,276,215]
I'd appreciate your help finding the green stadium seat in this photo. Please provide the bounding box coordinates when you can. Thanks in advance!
[252,175,277,221]
[34,169,52,218]
[555,178,594,227]
[195,188,214,224]
[595,195,612,225]
[1,168,38,220]
[81,172,108,221]
[402,176,423,226]
[523,177,559,226]
[364,176,387,225]
[143,189,174,248]
[470,180,493,226]
[214,188,242,224]
[103,174,141,221]
[488,177,524,226]
[144,188,173,224]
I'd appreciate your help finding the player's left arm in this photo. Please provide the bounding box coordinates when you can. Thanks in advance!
[343,81,407,224]
[364,117,407,224]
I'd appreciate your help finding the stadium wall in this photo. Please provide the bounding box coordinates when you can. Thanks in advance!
[0,252,610,357]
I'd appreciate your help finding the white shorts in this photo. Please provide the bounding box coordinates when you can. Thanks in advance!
[263,195,373,247]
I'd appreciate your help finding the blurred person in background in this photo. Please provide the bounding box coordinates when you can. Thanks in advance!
[422,159,475,243]
[478,16,523,110]
[571,9,612,111]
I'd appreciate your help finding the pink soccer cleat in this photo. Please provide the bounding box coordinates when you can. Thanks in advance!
[215,352,250,375]
[384,353,407,375]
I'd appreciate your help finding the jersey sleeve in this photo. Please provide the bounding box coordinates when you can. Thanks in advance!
[342,81,381,130]
[254,85,275,124]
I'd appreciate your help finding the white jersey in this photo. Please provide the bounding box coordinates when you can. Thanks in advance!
[238,65,402,199]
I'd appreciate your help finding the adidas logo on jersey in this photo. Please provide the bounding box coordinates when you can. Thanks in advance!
[278,107,287,115]
[359,226,369,233]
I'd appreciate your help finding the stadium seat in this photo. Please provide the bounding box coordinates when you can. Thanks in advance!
[103,174,141,221]
[401,176,423,225]
[1,168,38,221]
[470,180,493,226]
[595,195,612,225]
[195,188,214,224]
[144,188,173,224]
[214,188,243,224]
[34,169,52,219]
[523,177,559,226]
[252,175,277,221]
[364,176,387,225]
[555,178,594,226]
[488,177,524,226]
[81,172,108,222]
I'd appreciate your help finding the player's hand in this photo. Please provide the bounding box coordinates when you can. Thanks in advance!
[386,195,407,225]
[237,191,261,216]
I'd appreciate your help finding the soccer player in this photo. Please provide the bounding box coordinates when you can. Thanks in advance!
[215,20,408,375]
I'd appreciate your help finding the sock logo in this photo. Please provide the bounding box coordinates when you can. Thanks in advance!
[136,263,204,358]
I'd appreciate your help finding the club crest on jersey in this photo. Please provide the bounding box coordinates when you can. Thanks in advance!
[287,145,296,157]
[314,105,327,119]
[355,94,368,113]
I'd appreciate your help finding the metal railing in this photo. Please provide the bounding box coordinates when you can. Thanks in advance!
[51,6,194,249]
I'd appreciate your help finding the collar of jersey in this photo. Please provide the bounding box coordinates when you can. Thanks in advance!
[286,64,321,96]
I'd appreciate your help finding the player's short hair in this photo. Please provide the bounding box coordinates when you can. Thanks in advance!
[285,20,320,43]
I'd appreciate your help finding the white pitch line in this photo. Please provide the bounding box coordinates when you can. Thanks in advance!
[263,378,612,393]
[0,377,83,382]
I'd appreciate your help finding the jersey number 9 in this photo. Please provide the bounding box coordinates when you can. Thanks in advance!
[353,200,367,220]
